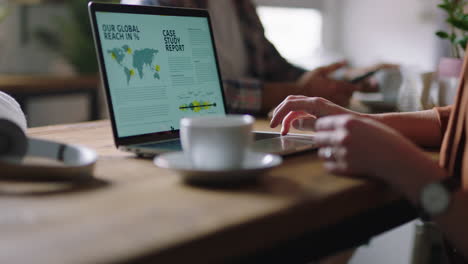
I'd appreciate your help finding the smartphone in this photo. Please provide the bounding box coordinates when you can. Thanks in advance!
[349,70,379,84]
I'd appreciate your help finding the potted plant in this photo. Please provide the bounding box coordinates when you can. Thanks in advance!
[35,0,117,75]
[434,0,467,105]
[436,0,468,59]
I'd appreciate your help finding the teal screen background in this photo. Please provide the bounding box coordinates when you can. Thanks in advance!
[95,11,226,138]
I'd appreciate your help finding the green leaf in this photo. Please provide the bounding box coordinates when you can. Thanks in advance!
[437,4,451,12]
[436,31,450,39]
[450,33,457,42]
[460,13,468,24]
[438,3,451,11]
[447,17,468,31]
[457,36,468,50]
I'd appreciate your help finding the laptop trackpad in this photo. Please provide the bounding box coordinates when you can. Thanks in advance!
[252,134,317,155]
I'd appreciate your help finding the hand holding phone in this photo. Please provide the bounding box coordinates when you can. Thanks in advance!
[349,70,379,84]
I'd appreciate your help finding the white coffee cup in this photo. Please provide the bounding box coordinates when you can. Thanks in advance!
[180,115,254,170]
[376,68,403,104]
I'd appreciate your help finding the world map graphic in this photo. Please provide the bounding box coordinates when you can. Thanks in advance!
[107,45,160,84]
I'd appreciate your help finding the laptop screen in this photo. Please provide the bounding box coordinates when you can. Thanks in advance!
[94,10,226,138]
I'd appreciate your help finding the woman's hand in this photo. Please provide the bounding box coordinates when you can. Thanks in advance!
[270,96,360,135]
[314,115,408,177]
[314,115,446,201]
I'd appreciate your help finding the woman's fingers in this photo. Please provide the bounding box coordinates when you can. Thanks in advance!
[271,97,325,128]
[323,161,350,175]
[315,115,357,132]
[313,131,345,147]
[315,116,340,132]
[292,117,317,131]
[273,95,307,113]
[320,147,354,175]
[318,147,336,161]
[280,111,315,135]
[271,95,308,123]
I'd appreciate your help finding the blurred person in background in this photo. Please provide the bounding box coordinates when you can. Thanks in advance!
[122,0,382,115]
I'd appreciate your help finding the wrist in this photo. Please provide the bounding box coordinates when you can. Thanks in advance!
[418,177,459,220]
[381,147,447,204]
[356,112,372,120]
[367,113,390,125]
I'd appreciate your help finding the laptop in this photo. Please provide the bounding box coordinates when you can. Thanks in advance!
[88,2,317,157]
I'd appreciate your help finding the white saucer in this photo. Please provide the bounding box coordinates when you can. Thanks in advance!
[154,151,282,183]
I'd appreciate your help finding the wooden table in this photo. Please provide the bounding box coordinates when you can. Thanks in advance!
[0,120,418,264]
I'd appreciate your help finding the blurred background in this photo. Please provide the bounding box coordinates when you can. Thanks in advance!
[0,1,450,262]
[0,0,447,126]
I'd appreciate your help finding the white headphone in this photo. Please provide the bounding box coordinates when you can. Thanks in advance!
[0,118,97,182]
[0,92,97,181]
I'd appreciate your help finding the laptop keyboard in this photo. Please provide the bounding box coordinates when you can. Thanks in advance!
[140,140,182,150]
[137,133,279,151]
[254,132,280,141]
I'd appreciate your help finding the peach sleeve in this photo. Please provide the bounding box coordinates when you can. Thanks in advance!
[434,105,453,135]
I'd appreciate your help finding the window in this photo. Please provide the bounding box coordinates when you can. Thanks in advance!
[257,6,323,69]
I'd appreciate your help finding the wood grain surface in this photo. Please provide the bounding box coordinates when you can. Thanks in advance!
[0,120,400,264]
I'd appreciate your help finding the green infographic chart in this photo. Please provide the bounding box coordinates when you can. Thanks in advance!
[108,45,160,85]
[96,12,225,138]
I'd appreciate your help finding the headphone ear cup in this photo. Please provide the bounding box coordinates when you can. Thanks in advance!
[0,119,27,158]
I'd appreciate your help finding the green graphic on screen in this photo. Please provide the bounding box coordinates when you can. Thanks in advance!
[108,46,161,84]
[96,12,226,138]
[179,100,217,112]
